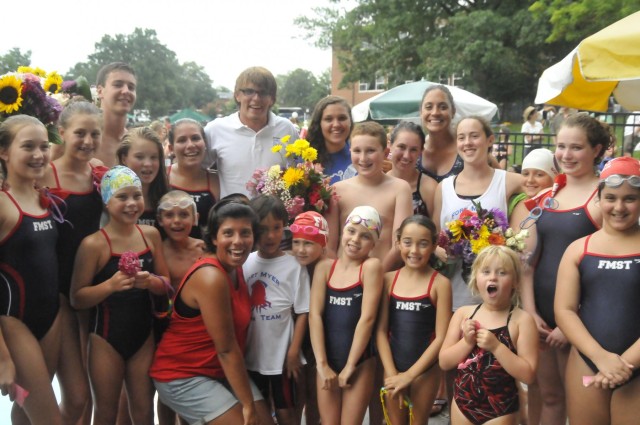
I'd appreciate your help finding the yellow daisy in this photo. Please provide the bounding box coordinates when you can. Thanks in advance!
[447,219,465,242]
[44,71,63,94]
[301,147,318,162]
[0,75,24,114]
[470,237,490,254]
[283,167,305,188]
[271,145,283,153]
[281,135,291,144]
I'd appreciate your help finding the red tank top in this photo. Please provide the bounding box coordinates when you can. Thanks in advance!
[149,257,251,381]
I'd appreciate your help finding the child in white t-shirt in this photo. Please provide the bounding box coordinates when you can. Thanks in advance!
[243,195,310,425]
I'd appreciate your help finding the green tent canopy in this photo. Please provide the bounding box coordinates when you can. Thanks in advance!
[169,108,211,124]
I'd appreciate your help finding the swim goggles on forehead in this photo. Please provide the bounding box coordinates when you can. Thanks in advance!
[520,196,559,230]
[600,174,640,188]
[157,198,196,212]
[345,215,381,236]
[289,224,328,236]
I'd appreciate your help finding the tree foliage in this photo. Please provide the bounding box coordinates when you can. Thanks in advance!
[530,0,640,43]
[276,68,331,112]
[65,28,216,117]
[295,0,580,103]
[1,48,32,74]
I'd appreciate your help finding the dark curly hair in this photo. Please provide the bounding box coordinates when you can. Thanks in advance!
[307,95,353,168]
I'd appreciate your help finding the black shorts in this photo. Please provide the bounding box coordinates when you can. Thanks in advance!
[248,371,296,409]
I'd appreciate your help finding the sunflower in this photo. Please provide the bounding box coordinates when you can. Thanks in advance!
[0,74,24,114]
[17,66,34,74]
[32,67,47,78]
[44,72,63,94]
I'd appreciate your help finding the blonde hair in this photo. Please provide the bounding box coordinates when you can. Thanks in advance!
[468,245,522,306]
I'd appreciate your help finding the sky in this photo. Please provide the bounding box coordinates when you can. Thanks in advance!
[1,0,340,90]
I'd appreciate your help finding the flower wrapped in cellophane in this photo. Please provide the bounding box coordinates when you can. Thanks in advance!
[0,66,64,144]
[246,136,338,222]
[437,201,528,279]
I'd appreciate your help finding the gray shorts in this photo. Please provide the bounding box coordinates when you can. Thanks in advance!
[154,376,263,425]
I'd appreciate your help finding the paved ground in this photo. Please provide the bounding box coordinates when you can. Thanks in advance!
[301,404,451,424]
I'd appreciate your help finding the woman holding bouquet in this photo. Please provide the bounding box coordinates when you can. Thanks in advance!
[521,114,610,425]
[432,116,521,310]
[432,115,521,419]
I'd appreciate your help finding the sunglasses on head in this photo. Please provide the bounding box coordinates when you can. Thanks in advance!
[290,224,327,236]
[601,174,640,188]
[158,198,196,212]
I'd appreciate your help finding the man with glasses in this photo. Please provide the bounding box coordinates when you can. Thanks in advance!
[204,67,299,198]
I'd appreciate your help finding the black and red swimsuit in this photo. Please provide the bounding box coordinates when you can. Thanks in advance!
[454,304,519,425]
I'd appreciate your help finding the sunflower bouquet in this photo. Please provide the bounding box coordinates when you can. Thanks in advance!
[246,136,337,222]
[437,201,528,279]
[0,66,64,144]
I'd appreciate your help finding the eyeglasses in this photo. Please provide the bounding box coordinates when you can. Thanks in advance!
[601,175,640,188]
[239,88,270,98]
[158,198,196,212]
[520,196,559,229]
[290,224,327,236]
[345,215,380,236]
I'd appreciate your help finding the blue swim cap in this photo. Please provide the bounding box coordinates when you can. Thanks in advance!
[101,165,142,204]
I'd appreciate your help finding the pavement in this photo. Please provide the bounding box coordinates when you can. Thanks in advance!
[301,404,451,424]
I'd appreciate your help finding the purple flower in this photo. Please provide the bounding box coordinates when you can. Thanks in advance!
[490,208,509,231]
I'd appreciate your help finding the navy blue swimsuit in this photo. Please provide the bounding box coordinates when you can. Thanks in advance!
[577,235,640,381]
[90,226,155,360]
[388,270,438,372]
[323,260,372,372]
[51,163,103,298]
[418,154,464,183]
[0,191,59,340]
[534,190,598,328]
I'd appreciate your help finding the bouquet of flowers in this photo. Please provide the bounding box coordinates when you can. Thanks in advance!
[437,201,528,280]
[246,136,337,222]
[0,66,64,144]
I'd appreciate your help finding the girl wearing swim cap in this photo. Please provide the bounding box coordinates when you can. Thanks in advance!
[309,205,384,424]
[555,157,640,424]
[70,165,170,424]
[290,210,329,424]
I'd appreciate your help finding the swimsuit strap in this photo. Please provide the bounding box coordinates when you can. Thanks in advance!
[583,234,593,254]
[358,261,364,282]
[1,191,23,214]
[584,188,598,206]
[426,271,437,298]
[99,228,114,255]
[415,172,422,191]
[468,303,483,319]
[327,259,339,282]
[50,162,62,189]
[506,304,515,325]
[389,269,402,298]
[135,224,150,249]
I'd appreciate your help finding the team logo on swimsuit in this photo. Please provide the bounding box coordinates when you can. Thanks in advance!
[250,280,272,312]
[597,259,636,270]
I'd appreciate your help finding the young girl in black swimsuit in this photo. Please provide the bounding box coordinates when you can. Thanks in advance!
[555,157,640,425]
